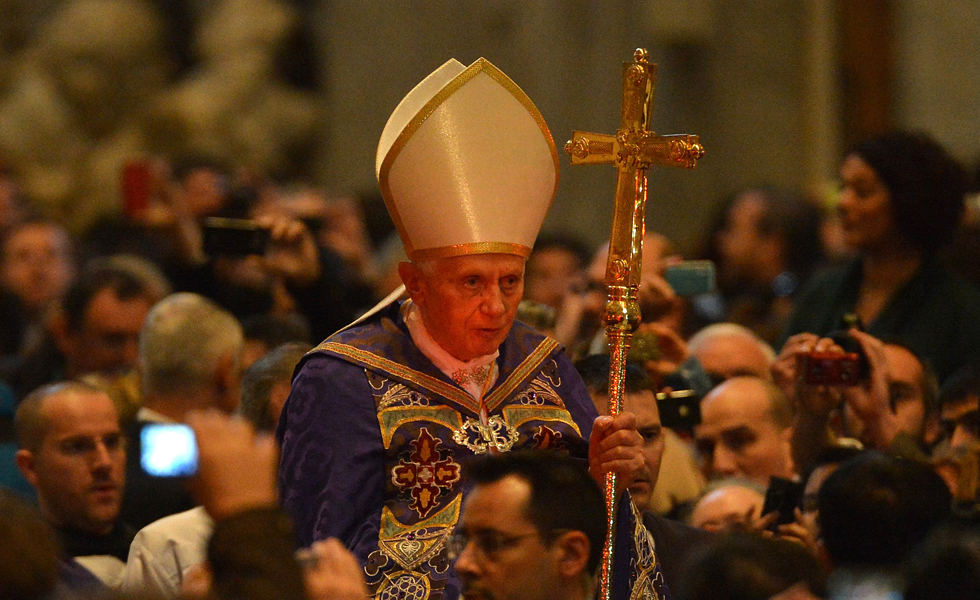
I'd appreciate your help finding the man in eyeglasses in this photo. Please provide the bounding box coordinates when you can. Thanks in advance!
[450,451,606,600]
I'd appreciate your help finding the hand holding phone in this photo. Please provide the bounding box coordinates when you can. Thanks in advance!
[656,389,700,433]
[664,261,716,296]
[802,330,868,386]
[762,476,804,530]
[141,423,199,478]
[202,217,271,257]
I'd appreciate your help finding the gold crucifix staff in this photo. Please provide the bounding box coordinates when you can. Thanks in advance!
[565,48,703,600]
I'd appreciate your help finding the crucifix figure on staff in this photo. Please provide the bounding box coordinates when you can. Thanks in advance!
[565,48,704,600]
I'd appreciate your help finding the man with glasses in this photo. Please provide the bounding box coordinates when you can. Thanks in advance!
[450,451,605,600]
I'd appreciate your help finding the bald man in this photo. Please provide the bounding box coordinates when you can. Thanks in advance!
[694,376,796,486]
[688,323,775,384]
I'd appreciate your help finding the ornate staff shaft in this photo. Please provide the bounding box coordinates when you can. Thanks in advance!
[565,48,703,600]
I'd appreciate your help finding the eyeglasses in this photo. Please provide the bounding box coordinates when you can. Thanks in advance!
[445,529,540,562]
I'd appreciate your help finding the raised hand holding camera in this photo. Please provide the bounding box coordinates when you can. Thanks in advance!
[838,330,902,450]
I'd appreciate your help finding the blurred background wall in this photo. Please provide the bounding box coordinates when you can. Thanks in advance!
[1,0,978,253]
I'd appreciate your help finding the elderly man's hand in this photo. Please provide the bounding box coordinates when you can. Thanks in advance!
[588,412,644,493]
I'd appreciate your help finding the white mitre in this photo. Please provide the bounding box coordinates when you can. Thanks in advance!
[376,57,559,261]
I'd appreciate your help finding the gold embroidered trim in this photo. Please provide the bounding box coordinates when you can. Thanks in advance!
[484,337,561,412]
[380,493,462,539]
[377,406,463,449]
[628,500,664,600]
[501,406,582,436]
[376,571,431,600]
[321,342,480,413]
[409,242,531,261]
[376,495,461,571]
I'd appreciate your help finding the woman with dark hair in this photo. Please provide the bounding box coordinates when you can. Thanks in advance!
[781,130,980,382]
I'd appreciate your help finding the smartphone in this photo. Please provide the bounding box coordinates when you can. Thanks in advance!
[762,476,804,529]
[202,217,271,257]
[664,261,716,296]
[656,389,700,431]
[140,423,199,478]
[803,351,863,386]
[121,160,152,218]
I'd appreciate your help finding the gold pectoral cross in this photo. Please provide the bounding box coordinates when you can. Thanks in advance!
[565,48,703,600]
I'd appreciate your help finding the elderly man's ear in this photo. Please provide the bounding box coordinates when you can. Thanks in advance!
[398,262,425,302]
[554,530,591,579]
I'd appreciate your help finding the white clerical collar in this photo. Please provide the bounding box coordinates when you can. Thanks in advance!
[403,300,499,400]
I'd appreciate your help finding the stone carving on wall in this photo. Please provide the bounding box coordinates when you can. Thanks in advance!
[0,0,323,231]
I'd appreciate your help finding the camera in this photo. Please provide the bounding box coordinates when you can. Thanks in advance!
[140,423,199,478]
[656,389,700,432]
[802,330,868,386]
[202,217,271,258]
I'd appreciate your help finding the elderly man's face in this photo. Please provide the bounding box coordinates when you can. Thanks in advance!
[401,254,525,361]
[691,333,773,383]
[694,377,794,487]
[17,390,125,535]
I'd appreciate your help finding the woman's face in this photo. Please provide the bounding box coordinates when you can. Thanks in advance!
[837,154,898,252]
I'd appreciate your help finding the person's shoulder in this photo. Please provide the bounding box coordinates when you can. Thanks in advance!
[134,506,213,541]
[641,510,715,550]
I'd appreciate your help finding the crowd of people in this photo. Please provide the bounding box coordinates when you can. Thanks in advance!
[1,52,980,600]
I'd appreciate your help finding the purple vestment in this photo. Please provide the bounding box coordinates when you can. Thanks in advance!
[278,300,669,600]
[277,300,599,600]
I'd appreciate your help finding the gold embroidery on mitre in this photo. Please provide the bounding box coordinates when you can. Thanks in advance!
[453,415,520,454]
[409,242,531,262]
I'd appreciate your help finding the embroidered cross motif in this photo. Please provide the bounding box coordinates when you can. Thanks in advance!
[533,425,564,450]
[392,428,461,519]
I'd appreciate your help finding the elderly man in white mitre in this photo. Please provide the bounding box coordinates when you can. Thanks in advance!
[277,58,659,600]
